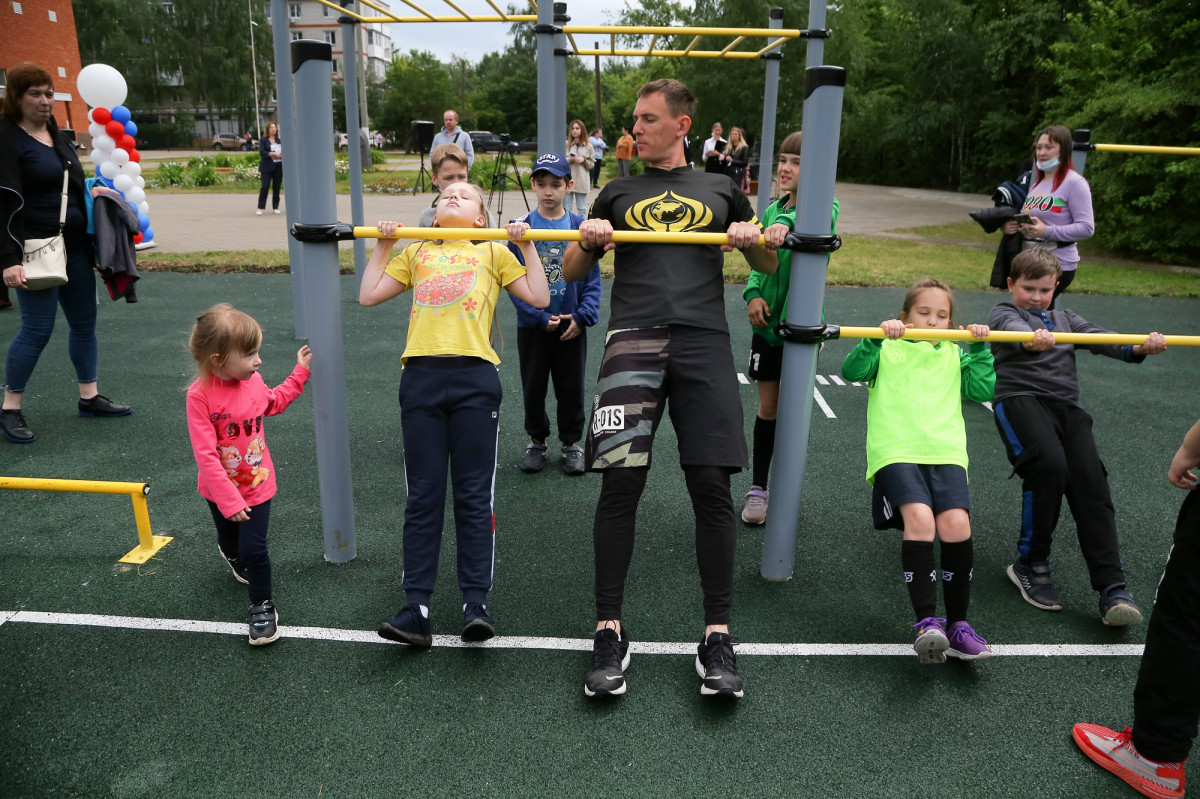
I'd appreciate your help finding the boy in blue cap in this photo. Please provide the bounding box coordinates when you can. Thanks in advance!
[509,153,603,475]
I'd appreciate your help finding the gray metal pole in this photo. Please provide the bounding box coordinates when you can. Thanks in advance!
[760,66,846,580]
[805,0,827,68]
[755,8,784,216]
[290,39,358,563]
[1072,128,1091,176]
[552,3,569,153]
[536,4,556,154]
[270,0,307,338]
[340,13,366,292]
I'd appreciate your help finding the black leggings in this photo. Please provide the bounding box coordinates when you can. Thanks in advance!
[593,465,737,625]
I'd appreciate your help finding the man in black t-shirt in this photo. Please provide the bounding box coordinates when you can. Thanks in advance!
[563,78,776,701]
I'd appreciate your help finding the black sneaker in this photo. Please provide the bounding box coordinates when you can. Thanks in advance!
[584,627,630,697]
[248,599,279,645]
[0,409,35,443]
[520,441,548,473]
[1007,559,1063,611]
[560,445,585,476]
[462,602,495,642]
[696,631,744,698]
[78,394,132,417]
[378,604,433,647]
[1099,584,1143,627]
[218,545,249,585]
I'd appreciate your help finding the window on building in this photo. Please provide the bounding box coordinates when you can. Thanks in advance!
[48,8,56,21]
[366,30,374,45]
[291,31,302,40]
[332,58,340,74]
[162,1,174,14]
[324,31,335,45]
[322,3,331,16]
[12,2,22,14]
[58,67,66,77]
[264,2,270,19]
[288,3,300,18]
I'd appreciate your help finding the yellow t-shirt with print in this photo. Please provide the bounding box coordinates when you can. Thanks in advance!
[386,239,527,364]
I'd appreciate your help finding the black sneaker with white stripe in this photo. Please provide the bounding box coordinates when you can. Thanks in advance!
[248,599,279,646]
[584,627,630,697]
[219,545,249,585]
[696,631,744,698]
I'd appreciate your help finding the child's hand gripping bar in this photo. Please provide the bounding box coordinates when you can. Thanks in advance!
[291,222,768,246]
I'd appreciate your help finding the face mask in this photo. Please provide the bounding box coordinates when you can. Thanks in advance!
[1037,156,1060,172]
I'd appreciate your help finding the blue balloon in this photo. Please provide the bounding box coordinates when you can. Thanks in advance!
[138,212,151,232]
[124,120,138,137]
[111,105,132,124]
[99,175,115,189]
[143,227,155,242]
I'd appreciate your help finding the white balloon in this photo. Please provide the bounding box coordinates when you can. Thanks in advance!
[99,161,119,179]
[92,135,115,153]
[88,109,97,124]
[113,174,134,193]
[110,148,129,166]
[133,175,145,188]
[138,201,150,215]
[88,149,103,165]
[89,122,105,139]
[126,188,146,205]
[122,161,141,178]
[76,64,128,109]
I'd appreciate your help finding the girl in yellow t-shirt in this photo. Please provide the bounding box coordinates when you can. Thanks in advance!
[359,181,549,649]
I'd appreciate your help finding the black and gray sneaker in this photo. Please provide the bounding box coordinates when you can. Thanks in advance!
[1006,558,1063,611]
[248,599,279,646]
[520,441,548,473]
[218,545,249,585]
[378,604,433,647]
[696,631,744,698]
[1099,584,1143,627]
[560,445,586,476]
[584,627,630,697]
[462,602,496,641]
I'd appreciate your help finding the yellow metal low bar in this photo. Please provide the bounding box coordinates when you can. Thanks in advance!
[353,226,768,246]
[836,326,1200,347]
[564,25,802,38]
[1093,143,1200,156]
[0,476,173,564]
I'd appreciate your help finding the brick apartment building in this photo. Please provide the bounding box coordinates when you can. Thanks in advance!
[0,0,88,138]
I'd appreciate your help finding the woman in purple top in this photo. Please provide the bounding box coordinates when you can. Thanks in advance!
[1002,124,1094,301]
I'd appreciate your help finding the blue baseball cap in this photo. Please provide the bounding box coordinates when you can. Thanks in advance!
[531,152,571,179]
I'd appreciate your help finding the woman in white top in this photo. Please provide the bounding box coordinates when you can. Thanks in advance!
[565,119,594,216]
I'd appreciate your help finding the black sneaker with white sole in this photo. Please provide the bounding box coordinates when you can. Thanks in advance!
[696,631,744,698]
[584,627,630,697]
[1006,558,1063,611]
[219,545,249,585]
[248,599,279,645]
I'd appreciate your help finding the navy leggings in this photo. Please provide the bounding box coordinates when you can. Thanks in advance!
[208,498,272,604]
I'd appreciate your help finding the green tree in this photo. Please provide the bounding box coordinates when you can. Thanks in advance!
[374,49,458,145]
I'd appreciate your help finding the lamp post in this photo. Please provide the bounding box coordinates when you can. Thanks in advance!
[249,0,262,138]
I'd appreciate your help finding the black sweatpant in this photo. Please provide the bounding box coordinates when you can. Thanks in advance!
[258,162,282,210]
[208,498,273,605]
[1132,489,1200,763]
[593,464,737,626]
[516,325,587,445]
[993,395,1126,589]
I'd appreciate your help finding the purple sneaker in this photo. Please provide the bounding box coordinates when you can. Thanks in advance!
[946,621,994,661]
[912,617,949,664]
[741,486,769,525]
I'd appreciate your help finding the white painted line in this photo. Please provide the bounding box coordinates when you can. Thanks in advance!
[0,609,19,627]
[829,375,846,386]
[851,382,863,387]
[737,372,750,384]
[815,374,829,385]
[813,387,836,419]
[982,401,994,413]
[2,611,1145,657]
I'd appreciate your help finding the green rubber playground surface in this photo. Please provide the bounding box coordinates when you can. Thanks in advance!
[2,272,1198,798]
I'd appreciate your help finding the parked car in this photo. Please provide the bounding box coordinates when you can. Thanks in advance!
[518,137,539,153]
[469,130,502,153]
[212,132,243,150]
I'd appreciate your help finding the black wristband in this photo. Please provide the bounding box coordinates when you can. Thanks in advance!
[578,242,597,255]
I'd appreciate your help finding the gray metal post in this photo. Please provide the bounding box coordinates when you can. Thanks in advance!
[755,8,784,216]
[805,0,827,68]
[340,13,366,291]
[536,3,559,155]
[551,4,570,154]
[270,0,307,338]
[290,40,358,563]
[760,66,846,580]
[1072,128,1091,176]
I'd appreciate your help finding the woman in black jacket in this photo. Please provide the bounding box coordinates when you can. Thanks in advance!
[257,121,282,214]
[724,126,750,191]
[0,62,131,444]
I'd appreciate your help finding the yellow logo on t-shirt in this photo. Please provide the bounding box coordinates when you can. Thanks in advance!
[624,191,713,232]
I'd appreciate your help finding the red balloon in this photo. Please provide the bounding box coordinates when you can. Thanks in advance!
[128,149,141,163]
[133,232,143,244]
[105,120,125,138]
[117,134,135,151]
[92,107,112,125]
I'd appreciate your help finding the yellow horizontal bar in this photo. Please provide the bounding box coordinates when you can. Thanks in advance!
[1093,143,1200,156]
[353,13,535,22]
[564,25,802,38]
[837,326,1200,347]
[572,49,776,59]
[0,476,149,496]
[358,226,767,246]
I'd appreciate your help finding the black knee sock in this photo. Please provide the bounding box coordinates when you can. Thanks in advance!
[901,540,938,621]
[752,416,776,488]
[940,538,974,624]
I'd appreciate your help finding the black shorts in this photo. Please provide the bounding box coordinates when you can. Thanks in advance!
[585,325,748,471]
[872,463,970,531]
[748,334,783,382]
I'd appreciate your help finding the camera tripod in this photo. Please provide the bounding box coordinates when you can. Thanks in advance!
[487,144,529,221]
[412,148,434,195]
